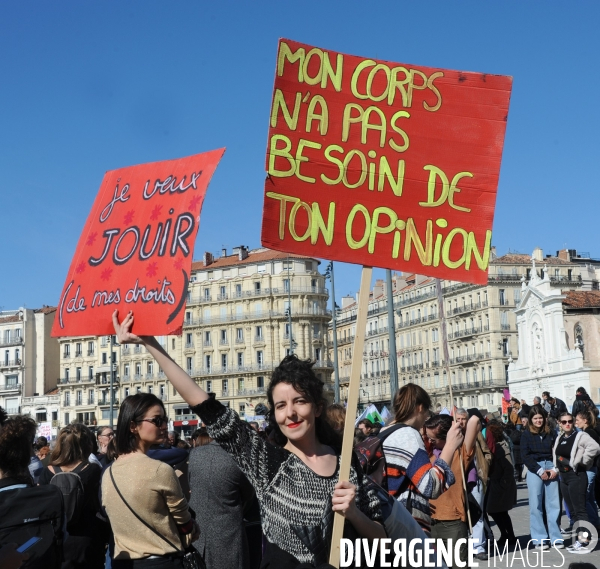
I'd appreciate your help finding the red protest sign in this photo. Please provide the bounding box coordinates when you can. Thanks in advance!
[261,39,512,284]
[52,149,225,337]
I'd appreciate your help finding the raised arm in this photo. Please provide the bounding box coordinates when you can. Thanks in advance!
[112,310,208,407]
[464,415,481,454]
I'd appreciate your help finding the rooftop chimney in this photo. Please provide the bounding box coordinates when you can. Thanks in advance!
[221,248,227,257]
[238,246,249,261]
[203,252,214,267]
[533,247,544,262]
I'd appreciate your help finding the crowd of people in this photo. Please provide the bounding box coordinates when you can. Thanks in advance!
[0,310,599,569]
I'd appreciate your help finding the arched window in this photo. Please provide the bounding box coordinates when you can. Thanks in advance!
[575,324,585,358]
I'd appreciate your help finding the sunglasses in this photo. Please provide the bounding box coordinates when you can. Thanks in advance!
[560,419,573,425]
[139,416,168,427]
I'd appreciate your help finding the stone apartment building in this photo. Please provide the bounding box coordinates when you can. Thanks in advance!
[330,247,598,412]
[1,306,59,423]
[56,334,122,429]
[56,247,334,435]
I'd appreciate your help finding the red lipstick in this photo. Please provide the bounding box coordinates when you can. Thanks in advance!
[287,421,303,429]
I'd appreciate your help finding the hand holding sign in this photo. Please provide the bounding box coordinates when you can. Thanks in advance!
[52,149,225,337]
[111,310,143,344]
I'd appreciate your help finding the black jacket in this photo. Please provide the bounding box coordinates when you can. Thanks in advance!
[572,394,597,418]
[547,397,568,419]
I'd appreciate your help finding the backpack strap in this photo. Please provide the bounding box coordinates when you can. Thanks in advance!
[72,462,88,474]
[50,462,87,475]
[108,466,180,552]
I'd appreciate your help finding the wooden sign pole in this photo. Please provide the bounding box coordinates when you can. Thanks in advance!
[329,266,372,568]
[435,278,473,532]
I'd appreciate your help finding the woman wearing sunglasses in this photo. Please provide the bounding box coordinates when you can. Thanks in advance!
[102,393,199,568]
[553,412,600,554]
[112,310,385,569]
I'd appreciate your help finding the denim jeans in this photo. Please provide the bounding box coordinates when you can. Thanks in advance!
[585,467,599,526]
[526,460,562,545]
[470,478,489,553]
[431,519,469,569]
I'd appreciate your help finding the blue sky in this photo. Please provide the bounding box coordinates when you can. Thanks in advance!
[1,1,599,309]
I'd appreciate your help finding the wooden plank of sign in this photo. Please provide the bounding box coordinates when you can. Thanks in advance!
[329,265,372,568]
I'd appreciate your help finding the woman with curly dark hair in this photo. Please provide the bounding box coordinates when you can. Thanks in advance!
[113,310,385,569]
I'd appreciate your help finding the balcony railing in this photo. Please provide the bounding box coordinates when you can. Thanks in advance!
[187,286,328,305]
[367,326,388,337]
[188,363,276,376]
[98,399,119,406]
[448,327,481,339]
[451,302,482,315]
[185,342,194,349]
[550,275,582,285]
[59,376,96,384]
[254,335,265,343]
[0,383,21,392]
[0,336,23,348]
[183,308,331,327]
[488,274,523,282]
[313,359,334,369]
[1,359,22,368]
[21,395,60,405]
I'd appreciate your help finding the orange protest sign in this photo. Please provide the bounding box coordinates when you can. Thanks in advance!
[261,39,512,284]
[52,149,225,337]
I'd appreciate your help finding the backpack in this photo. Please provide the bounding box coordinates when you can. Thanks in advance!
[48,463,86,531]
[0,483,64,568]
[354,423,408,490]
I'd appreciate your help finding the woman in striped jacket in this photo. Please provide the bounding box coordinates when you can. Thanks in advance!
[380,383,463,533]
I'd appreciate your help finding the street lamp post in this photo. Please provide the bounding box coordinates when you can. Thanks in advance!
[386,269,398,402]
[286,257,295,355]
[109,335,116,428]
[325,262,340,403]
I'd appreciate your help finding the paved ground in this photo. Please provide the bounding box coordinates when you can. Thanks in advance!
[481,480,600,568]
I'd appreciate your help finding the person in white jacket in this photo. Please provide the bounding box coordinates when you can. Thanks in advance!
[553,411,600,554]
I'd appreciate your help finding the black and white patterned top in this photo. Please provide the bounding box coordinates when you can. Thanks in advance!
[192,396,382,565]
